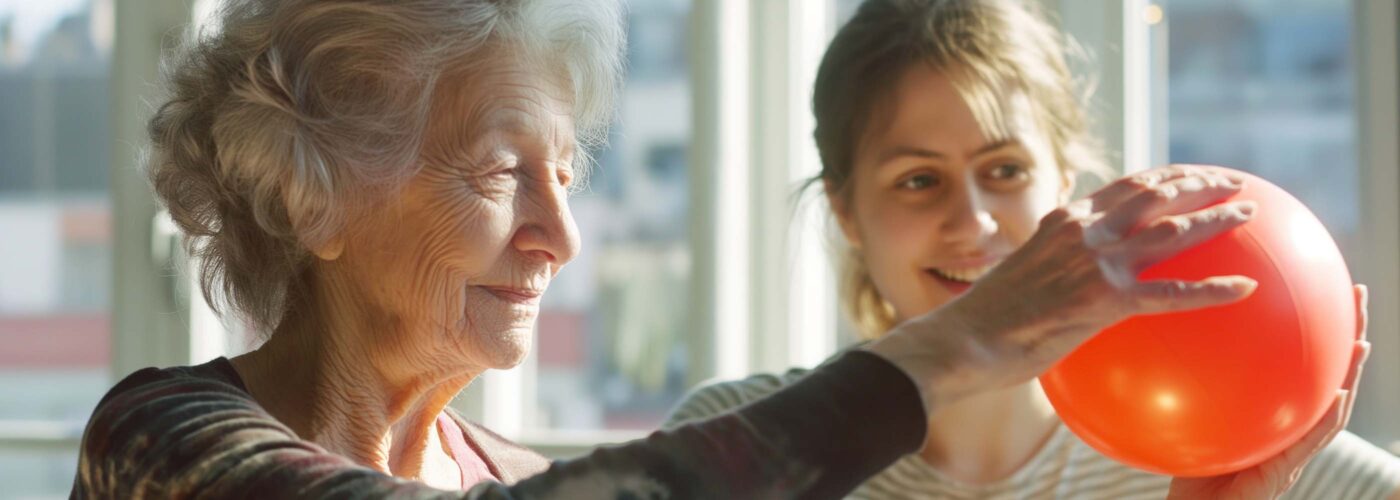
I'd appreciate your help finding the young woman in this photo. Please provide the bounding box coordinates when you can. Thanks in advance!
[666,1,1400,498]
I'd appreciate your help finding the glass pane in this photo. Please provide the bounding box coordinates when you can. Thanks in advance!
[0,0,113,425]
[0,0,114,497]
[0,448,80,500]
[531,0,693,432]
[1157,0,1359,255]
[834,0,862,27]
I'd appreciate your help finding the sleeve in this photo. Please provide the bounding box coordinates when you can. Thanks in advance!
[74,350,927,500]
[1282,430,1400,500]
[660,372,794,429]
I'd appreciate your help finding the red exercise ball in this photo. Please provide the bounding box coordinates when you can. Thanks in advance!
[1040,166,1355,477]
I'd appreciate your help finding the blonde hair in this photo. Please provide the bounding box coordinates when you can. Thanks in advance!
[812,0,1111,339]
[148,0,624,333]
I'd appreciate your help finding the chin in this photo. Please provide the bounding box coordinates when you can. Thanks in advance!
[472,325,534,370]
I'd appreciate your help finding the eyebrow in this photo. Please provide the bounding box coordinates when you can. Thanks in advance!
[456,113,576,160]
[876,139,1021,166]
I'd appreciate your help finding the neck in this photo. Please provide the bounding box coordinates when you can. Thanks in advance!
[230,272,482,480]
[918,380,1061,485]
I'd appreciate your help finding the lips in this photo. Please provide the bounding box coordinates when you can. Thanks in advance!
[926,259,1002,295]
[482,286,544,305]
[927,263,996,284]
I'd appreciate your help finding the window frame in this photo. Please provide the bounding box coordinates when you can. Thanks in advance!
[108,0,200,379]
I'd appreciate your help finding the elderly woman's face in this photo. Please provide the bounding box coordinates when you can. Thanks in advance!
[343,59,580,370]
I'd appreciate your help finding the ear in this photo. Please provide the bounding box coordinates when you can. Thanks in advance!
[311,235,344,261]
[1058,169,1077,205]
[824,179,864,250]
[285,202,346,262]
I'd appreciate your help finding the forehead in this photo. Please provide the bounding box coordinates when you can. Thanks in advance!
[866,63,1036,153]
[430,58,577,147]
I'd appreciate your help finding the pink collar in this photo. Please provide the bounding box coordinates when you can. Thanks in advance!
[436,412,499,489]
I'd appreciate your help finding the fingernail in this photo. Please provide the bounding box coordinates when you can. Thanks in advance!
[1237,202,1257,218]
[1225,176,1244,189]
[1233,278,1259,295]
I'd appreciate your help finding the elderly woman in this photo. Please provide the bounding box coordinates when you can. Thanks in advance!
[74,0,1275,498]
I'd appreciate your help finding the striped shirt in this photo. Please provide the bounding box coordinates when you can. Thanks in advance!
[665,366,1400,500]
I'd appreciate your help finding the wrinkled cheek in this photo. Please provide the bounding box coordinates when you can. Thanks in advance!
[456,288,537,368]
[430,197,515,273]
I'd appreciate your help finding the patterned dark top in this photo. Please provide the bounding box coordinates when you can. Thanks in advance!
[72,350,926,499]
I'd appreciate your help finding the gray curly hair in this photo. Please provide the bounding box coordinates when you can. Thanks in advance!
[148,0,625,332]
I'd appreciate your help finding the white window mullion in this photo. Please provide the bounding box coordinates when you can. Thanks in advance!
[747,0,840,375]
[785,0,838,369]
[1351,0,1400,454]
[748,0,792,375]
[111,0,198,379]
[713,0,753,380]
[691,0,752,381]
[1120,0,1151,174]
[1047,0,1149,178]
[479,366,526,437]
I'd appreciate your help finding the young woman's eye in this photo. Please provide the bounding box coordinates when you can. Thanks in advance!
[987,163,1029,181]
[897,173,940,190]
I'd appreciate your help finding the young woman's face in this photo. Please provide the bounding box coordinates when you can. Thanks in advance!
[837,64,1073,324]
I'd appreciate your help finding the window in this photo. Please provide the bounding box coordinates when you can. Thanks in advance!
[1151,0,1400,453]
[0,0,115,496]
[1156,0,1360,255]
[528,0,695,433]
[17,2,1389,495]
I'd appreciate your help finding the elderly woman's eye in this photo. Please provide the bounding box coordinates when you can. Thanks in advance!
[897,173,939,191]
[470,169,513,186]
[479,160,517,180]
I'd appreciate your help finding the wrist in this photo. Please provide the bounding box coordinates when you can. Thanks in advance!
[862,307,993,416]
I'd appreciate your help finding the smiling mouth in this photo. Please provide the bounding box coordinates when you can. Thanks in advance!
[927,263,997,284]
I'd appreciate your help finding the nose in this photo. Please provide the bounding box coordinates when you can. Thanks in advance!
[939,179,998,245]
[512,179,581,269]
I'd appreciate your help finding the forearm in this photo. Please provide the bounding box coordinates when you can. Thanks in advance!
[484,350,927,499]
[81,352,927,500]
[862,307,997,419]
